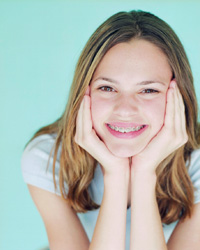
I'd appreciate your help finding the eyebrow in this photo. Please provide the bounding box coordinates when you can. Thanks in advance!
[94,77,166,86]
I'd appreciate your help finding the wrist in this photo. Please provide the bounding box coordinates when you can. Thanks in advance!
[131,166,157,183]
[104,167,130,185]
[101,159,130,178]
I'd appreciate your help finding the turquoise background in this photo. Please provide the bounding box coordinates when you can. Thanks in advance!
[1,1,200,249]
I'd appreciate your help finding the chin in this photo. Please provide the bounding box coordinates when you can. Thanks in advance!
[107,143,147,158]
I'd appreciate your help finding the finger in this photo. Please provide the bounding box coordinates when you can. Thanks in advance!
[173,82,182,132]
[81,95,112,163]
[82,95,93,135]
[175,85,188,140]
[85,85,90,96]
[164,81,175,129]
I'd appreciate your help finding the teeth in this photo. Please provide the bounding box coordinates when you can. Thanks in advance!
[108,124,144,133]
[119,127,125,133]
[115,126,119,131]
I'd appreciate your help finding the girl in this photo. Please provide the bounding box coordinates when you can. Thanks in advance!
[21,10,200,250]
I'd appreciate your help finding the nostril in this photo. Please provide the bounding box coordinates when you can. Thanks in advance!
[113,100,139,116]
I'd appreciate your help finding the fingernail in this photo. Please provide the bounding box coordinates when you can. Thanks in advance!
[171,81,176,88]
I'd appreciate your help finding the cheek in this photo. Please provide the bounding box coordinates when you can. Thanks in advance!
[144,97,166,126]
[91,96,109,125]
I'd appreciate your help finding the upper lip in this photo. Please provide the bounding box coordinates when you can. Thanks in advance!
[107,122,145,128]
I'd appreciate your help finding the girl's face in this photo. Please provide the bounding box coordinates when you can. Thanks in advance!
[90,39,172,157]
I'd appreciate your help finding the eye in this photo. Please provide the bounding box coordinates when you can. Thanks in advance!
[141,89,159,94]
[99,86,115,92]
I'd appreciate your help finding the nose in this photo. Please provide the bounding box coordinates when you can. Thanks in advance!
[113,94,139,118]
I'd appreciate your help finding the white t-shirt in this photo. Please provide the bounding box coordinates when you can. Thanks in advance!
[21,133,200,249]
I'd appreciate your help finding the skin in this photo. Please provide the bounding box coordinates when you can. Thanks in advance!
[75,38,187,187]
[90,39,173,158]
[75,39,188,249]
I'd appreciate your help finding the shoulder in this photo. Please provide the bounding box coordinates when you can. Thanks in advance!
[21,133,59,170]
[187,148,200,204]
[187,148,200,176]
[23,133,58,155]
[21,133,63,195]
[188,148,200,167]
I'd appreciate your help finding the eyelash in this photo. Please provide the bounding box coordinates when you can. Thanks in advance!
[99,86,115,92]
[141,89,159,94]
[99,86,159,94]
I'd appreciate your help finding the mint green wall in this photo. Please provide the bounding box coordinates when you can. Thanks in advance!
[1,1,200,249]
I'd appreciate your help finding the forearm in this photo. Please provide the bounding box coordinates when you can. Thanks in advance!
[89,170,129,250]
[130,170,167,250]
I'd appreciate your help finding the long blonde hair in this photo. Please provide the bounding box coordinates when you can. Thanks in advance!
[27,10,200,224]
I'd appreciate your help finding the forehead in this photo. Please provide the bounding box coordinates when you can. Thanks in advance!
[93,39,172,82]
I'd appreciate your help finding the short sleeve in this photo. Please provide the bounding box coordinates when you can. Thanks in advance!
[21,133,67,196]
[188,149,200,204]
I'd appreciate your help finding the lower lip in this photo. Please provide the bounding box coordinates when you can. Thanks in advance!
[106,124,148,139]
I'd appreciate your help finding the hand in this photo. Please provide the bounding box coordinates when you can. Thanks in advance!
[131,80,188,173]
[74,87,130,177]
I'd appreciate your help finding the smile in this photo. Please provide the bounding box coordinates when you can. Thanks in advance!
[107,124,145,133]
[106,123,147,139]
